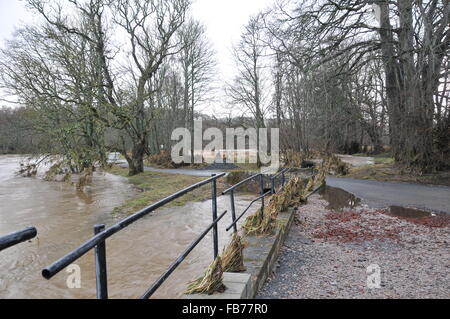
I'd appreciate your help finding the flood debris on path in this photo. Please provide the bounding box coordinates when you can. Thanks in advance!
[258,188,449,299]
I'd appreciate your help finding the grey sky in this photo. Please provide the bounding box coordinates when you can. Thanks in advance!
[0,0,274,114]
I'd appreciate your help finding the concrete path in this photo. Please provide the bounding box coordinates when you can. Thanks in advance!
[337,154,374,167]
[116,161,224,177]
[327,177,450,213]
[108,152,225,177]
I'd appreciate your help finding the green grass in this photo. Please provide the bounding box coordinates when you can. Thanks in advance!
[347,152,394,164]
[373,157,395,164]
[345,162,450,186]
[108,166,226,215]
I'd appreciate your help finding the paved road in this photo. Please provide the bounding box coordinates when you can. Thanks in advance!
[327,177,450,213]
[337,154,374,167]
[116,161,225,177]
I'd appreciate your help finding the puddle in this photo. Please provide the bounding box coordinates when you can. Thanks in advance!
[388,206,432,218]
[318,186,361,211]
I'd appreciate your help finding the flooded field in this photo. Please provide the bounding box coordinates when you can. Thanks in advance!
[0,155,257,298]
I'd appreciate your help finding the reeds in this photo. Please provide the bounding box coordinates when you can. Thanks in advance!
[222,234,246,273]
[185,257,226,295]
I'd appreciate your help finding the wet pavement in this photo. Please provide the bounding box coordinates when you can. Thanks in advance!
[327,177,450,214]
[118,162,225,177]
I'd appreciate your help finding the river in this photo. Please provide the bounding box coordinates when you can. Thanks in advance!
[0,155,256,298]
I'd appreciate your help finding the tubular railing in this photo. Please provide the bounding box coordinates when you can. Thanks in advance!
[141,210,227,299]
[0,227,37,252]
[41,167,317,299]
[270,168,290,194]
[41,173,226,299]
[223,173,273,234]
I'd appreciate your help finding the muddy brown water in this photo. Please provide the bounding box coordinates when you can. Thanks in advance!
[0,155,257,298]
[388,206,432,218]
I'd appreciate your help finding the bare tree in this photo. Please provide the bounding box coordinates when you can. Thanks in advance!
[2,0,191,175]
[0,12,110,171]
[227,14,271,166]
[267,0,449,171]
[178,19,216,163]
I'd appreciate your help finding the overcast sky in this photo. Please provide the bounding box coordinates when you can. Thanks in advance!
[0,0,274,115]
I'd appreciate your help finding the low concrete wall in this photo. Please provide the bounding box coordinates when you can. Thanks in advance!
[182,183,324,300]
[243,207,296,298]
[183,207,296,299]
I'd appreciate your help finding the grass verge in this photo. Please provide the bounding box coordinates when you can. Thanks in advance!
[345,163,450,186]
[108,166,227,215]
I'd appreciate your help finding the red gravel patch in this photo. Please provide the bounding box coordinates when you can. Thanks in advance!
[383,211,450,228]
[313,223,400,243]
[312,206,449,243]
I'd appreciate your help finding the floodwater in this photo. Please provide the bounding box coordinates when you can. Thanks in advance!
[0,155,257,298]
[318,186,361,211]
[319,185,437,219]
[388,206,432,218]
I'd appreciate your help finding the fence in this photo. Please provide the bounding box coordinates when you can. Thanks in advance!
[41,173,227,299]
[0,227,37,252]
[41,168,313,299]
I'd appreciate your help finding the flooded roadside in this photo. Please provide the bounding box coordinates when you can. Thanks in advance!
[0,155,257,298]
[318,185,445,219]
[318,186,361,211]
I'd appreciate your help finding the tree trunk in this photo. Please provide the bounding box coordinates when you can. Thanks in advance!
[127,137,146,176]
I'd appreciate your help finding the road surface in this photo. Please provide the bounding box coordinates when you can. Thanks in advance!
[327,177,450,213]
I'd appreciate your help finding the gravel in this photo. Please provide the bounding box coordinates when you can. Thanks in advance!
[257,194,450,299]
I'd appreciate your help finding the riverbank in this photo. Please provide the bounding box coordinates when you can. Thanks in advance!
[107,166,228,215]
[345,163,450,187]
[340,153,450,187]
[257,194,450,299]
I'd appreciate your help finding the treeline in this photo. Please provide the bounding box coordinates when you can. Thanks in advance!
[0,106,42,154]
[0,0,449,175]
[231,0,449,172]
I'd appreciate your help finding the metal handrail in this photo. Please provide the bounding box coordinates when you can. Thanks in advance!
[42,173,226,280]
[226,191,272,232]
[221,172,269,234]
[269,168,290,194]
[40,168,307,299]
[271,168,290,180]
[222,173,262,195]
[141,210,228,299]
[0,227,37,252]
[42,172,226,299]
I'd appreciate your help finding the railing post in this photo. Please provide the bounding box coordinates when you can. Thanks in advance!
[229,190,238,233]
[271,177,276,194]
[211,175,219,259]
[94,224,108,299]
[259,174,265,218]
[281,171,286,187]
